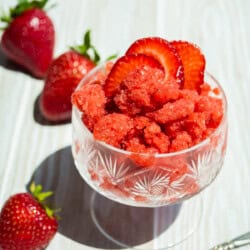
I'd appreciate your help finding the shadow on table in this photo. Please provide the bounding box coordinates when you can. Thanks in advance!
[27,146,181,249]
[0,46,32,76]
[33,95,71,126]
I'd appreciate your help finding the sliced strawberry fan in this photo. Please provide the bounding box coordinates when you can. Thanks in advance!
[126,37,184,85]
[170,40,205,90]
[104,54,163,97]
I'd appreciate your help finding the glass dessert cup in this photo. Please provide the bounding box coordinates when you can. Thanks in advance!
[72,65,228,249]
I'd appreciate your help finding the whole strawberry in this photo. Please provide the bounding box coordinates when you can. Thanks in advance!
[0,183,58,250]
[39,30,114,122]
[0,0,55,78]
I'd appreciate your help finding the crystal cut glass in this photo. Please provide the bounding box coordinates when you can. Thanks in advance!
[72,65,227,208]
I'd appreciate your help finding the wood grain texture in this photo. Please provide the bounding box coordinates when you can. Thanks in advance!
[0,0,249,249]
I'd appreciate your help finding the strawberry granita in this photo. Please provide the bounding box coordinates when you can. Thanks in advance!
[114,66,165,114]
[72,66,223,154]
[93,113,133,148]
[73,84,107,130]
[71,37,227,206]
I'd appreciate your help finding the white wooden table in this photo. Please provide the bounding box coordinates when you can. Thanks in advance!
[0,0,249,249]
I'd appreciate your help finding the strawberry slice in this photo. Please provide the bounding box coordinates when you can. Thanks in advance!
[126,37,184,84]
[170,41,205,90]
[104,54,162,97]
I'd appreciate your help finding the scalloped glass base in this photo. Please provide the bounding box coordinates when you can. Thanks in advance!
[90,192,203,249]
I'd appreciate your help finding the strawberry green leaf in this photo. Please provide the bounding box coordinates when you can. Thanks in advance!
[70,30,116,65]
[11,0,49,17]
[83,30,91,49]
[70,45,88,57]
[106,54,118,61]
[92,47,100,64]
[0,15,10,23]
[45,206,54,218]
[0,9,11,24]
[37,191,53,202]
[34,184,42,196]
[71,30,100,64]
[0,0,50,25]
[30,181,36,193]
[29,182,59,219]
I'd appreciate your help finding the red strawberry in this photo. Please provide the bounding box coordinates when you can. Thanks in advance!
[0,183,58,250]
[104,54,163,97]
[170,41,205,90]
[39,30,103,122]
[0,0,55,78]
[126,37,184,85]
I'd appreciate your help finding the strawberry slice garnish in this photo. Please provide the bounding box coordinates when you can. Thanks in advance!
[170,41,205,90]
[126,37,184,85]
[104,54,163,97]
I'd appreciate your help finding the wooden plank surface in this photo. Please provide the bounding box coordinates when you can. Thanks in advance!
[0,0,249,249]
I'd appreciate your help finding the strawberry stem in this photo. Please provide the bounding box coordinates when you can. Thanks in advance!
[71,30,118,64]
[0,0,50,26]
[29,182,58,219]
[70,29,101,64]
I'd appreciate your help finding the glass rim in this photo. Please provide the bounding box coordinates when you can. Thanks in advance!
[73,66,228,158]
